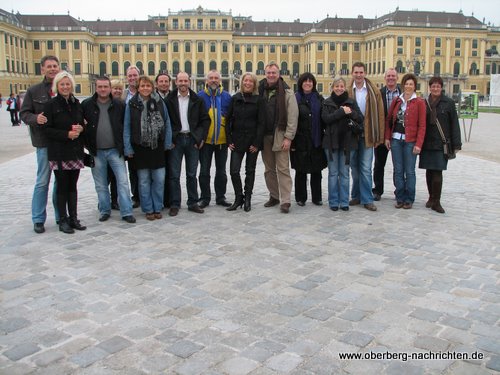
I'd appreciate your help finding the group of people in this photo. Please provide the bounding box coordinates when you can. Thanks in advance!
[21,55,461,235]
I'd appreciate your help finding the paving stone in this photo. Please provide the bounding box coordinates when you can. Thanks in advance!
[476,337,500,354]
[409,307,443,322]
[414,335,450,352]
[68,346,108,367]
[0,279,27,290]
[303,308,335,321]
[440,315,472,330]
[265,352,303,372]
[2,343,41,361]
[32,350,65,367]
[339,331,374,348]
[219,357,260,375]
[96,336,132,354]
[0,317,31,334]
[166,340,205,359]
[339,309,367,322]
[486,356,500,372]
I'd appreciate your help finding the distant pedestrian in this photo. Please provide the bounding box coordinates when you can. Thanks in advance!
[7,93,20,126]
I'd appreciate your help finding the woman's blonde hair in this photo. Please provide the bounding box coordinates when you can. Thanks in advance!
[110,79,124,89]
[331,76,346,87]
[239,72,258,95]
[52,71,76,95]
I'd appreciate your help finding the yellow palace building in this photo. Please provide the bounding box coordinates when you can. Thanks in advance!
[1,6,499,99]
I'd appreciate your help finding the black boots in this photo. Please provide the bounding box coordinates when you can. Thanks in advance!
[68,192,87,230]
[59,217,75,234]
[425,170,433,208]
[244,194,251,212]
[427,170,445,213]
[227,195,244,211]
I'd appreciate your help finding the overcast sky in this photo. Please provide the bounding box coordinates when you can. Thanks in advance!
[7,0,500,26]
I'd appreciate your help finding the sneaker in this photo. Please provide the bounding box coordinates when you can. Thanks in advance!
[34,223,45,234]
[99,213,110,222]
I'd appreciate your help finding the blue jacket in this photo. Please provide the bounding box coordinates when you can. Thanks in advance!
[198,85,232,145]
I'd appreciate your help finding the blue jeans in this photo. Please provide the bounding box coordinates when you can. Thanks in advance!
[91,148,133,217]
[169,134,200,208]
[350,138,374,205]
[391,139,417,204]
[326,149,354,208]
[199,143,228,204]
[137,168,165,213]
[32,147,58,224]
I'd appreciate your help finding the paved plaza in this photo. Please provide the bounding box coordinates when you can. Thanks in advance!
[0,111,499,374]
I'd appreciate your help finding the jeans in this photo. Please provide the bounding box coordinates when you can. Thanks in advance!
[326,149,354,208]
[391,139,417,204]
[350,138,374,205]
[199,143,228,204]
[32,147,58,224]
[170,134,200,208]
[91,148,133,217]
[137,168,165,213]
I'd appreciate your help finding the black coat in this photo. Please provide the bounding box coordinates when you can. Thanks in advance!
[82,93,126,156]
[44,95,85,163]
[423,95,462,151]
[226,93,266,153]
[291,92,327,172]
[165,88,210,146]
[322,95,364,162]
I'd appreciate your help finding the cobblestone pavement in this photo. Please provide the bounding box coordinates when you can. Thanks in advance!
[0,112,499,374]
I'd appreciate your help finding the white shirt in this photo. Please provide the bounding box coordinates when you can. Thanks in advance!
[178,91,190,133]
[353,80,367,116]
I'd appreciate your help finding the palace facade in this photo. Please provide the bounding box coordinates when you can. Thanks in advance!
[1,6,499,98]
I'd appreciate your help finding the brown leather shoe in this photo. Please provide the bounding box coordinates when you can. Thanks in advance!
[395,202,404,209]
[169,207,179,216]
[146,213,156,221]
[154,212,162,219]
[188,204,204,214]
[280,203,291,213]
[264,197,280,207]
[363,203,377,211]
[403,203,413,209]
[349,198,360,206]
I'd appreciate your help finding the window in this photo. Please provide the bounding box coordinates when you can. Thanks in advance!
[259,45,264,53]
[99,61,106,76]
[234,61,241,73]
[282,45,287,53]
[292,62,299,76]
[61,62,68,71]
[74,40,80,50]
[235,44,240,53]
[172,19,178,29]
[33,40,40,50]
[317,62,323,75]
[453,62,460,77]
[472,39,478,49]
[185,61,191,74]
[486,64,490,75]
[160,44,166,53]
[397,36,403,46]
[148,61,155,75]
[47,41,53,50]
[111,61,118,76]
[270,45,276,53]
[455,39,461,49]
[173,61,180,75]
[354,42,360,52]
[209,60,217,70]
[221,60,229,75]
[61,40,67,50]
[210,43,216,53]
[197,19,203,29]
[471,85,477,90]
[472,51,478,57]
[185,19,191,30]
[342,42,348,51]
[136,61,143,74]
[124,61,130,73]
[210,19,216,29]
[415,37,421,47]
[197,42,203,53]
[149,44,154,53]
[136,44,142,53]
[317,42,323,51]
[257,61,264,74]
[6,59,10,73]
[160,61,167,71]
[318,83,323,93]
[435,49,441,56]
[397,48,403,55]
[415,48,421,55]
[246,44,251,53]
[185,42,191,53]
[396,60,404,73]
[74,62,81,75]
[470,62,478,75]
[99,44,105,53]
[245,61,252,72]
[197,61,204,77]
[222,42,228,53]
[434,61,440,75]
[435,38,441,48]
[329,42,335,51]
[173,42,179,53]
[329,63,336,74]
[112,44,117,53]
[222,19,228,29]
[455,50,461,56]
[75,84,81,94]
[294,45,300,53]
[280,61,288,75]
[159,22,165,30]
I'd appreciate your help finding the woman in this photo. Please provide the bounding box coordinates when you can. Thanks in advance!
[226,72,266,212]
[44,71,86,233]
[419,76,461,213]
[124,75,172,220]
[291,73,327,206]
[111,80,124,100]
[385,73,426,209]
[322,76,364,211]
[7,93,20,126]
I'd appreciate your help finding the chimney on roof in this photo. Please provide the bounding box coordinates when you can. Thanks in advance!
[358,15,363,19]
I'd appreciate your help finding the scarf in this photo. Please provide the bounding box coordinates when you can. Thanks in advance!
[331,91,348,106]
[296,91,321,148]
[365,81,380,143]
[139,91,164,149]
[429,94,440,125]
[260,77,288,131]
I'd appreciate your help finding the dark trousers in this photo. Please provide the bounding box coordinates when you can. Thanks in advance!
[10,110,19,125]
[229,150,259,196]
[198,143,228,204]
[53,169,80,218]
[294,171,322,203]
[163,150,171,207]
[127,160,139,203]
[107,165,117,204]
[373,143,390,196]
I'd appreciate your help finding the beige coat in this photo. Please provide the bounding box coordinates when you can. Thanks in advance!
[272,88,299,151]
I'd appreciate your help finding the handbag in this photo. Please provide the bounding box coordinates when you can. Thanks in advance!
[347,118,364,135]
[426,99,456,160]
[83,153,95,168]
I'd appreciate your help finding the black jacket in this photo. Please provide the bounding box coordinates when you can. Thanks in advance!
[423,95,462,151]
[20,78,53,147]
[322,95,364,163]
[226,93,266,153]
[82,94,126,156]
[165,88,210,146]
[291,92,327,172]
[43,95,85,162]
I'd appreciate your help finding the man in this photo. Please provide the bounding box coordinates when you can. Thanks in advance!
[20,55,60,233]
[373,68,401,201]
[258,62,298,213]
[197,70,232,208]
[82,76,136,224]
[123,65,141,208]
[155,72,172,208]
[348,62,385,211]
[166,72,210,216]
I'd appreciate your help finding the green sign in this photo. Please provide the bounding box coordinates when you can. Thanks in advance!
[459,91,479,119]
